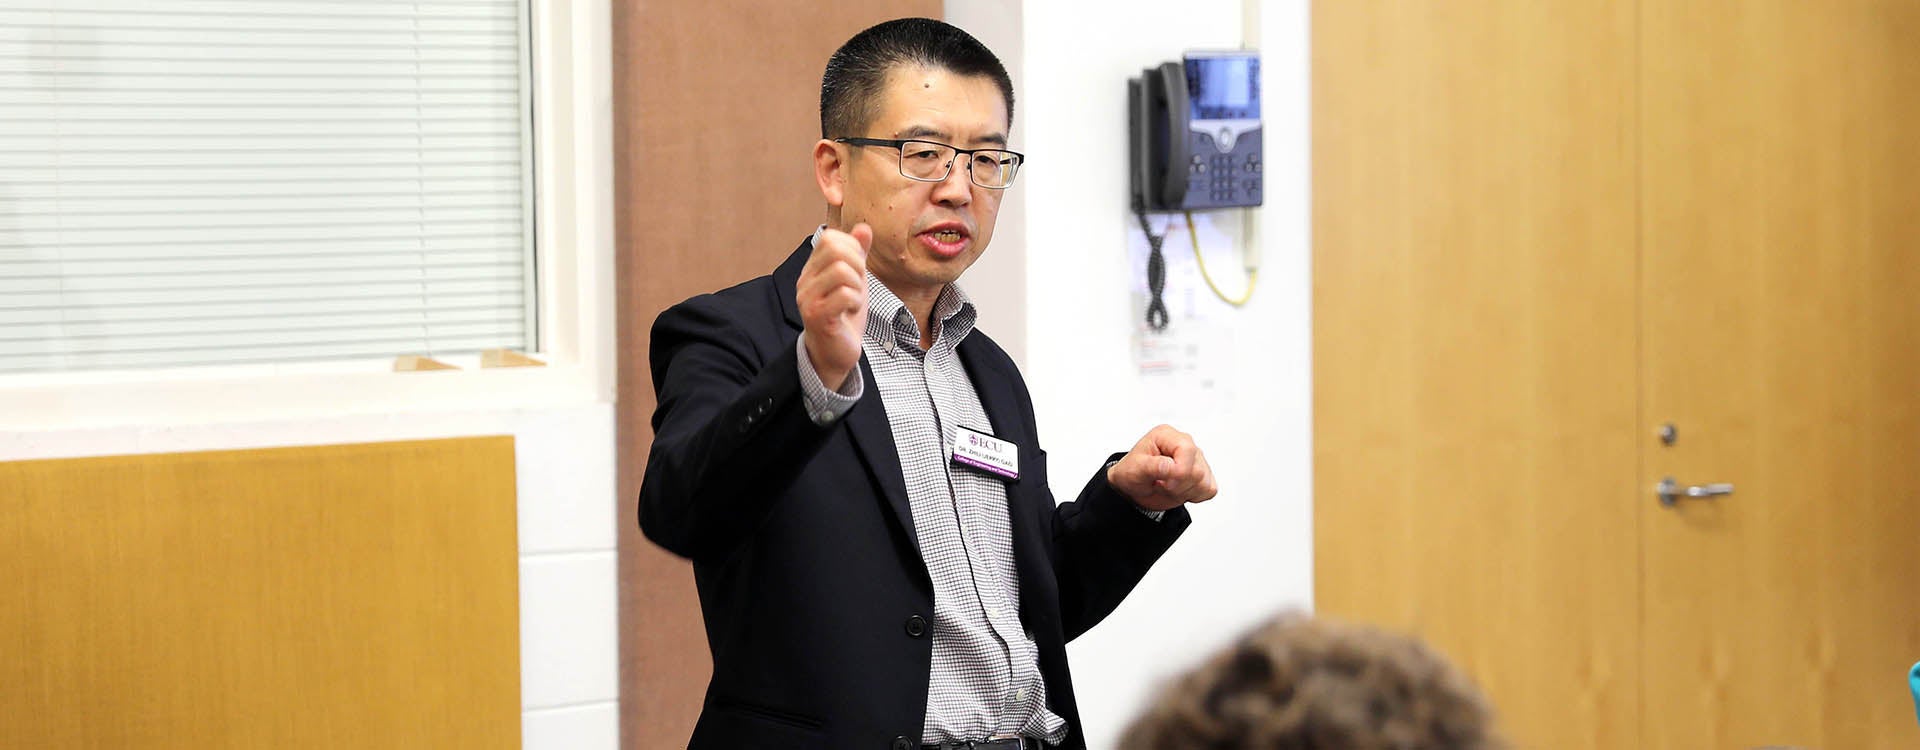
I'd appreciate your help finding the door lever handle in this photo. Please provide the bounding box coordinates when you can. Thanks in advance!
[1657,477,1735,507]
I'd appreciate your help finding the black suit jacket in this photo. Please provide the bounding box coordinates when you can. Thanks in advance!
[639,239,1191,750]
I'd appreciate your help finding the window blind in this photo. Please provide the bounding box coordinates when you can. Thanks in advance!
[0,0,535,374]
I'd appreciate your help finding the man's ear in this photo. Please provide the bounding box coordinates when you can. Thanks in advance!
[813,139,846,208]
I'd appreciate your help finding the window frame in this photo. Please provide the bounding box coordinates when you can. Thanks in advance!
[0,0,615,430]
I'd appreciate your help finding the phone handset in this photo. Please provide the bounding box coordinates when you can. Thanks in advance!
[1153,61,1191,210]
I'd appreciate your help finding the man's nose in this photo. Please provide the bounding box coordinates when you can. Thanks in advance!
[930,159,972,206]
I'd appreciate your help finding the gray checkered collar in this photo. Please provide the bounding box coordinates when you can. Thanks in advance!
[863,273,976,358]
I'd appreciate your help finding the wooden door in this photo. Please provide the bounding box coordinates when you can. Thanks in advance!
[1311,3,1642,748]
[1638,2,1920,747]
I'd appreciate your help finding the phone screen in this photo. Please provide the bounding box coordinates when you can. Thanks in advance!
[1185,54,1261,121]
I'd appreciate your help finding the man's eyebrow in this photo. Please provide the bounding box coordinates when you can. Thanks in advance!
[898,124,1009,147]
[897,125,950,141]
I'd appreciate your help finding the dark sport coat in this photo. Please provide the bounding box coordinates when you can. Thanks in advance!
[640,238,1190,750]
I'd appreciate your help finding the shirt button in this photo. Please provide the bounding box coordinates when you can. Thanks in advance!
[1015,688,1027,702]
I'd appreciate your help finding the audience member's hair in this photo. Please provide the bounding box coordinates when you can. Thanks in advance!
[819,18,1015,138]
[1119,613,1506,750]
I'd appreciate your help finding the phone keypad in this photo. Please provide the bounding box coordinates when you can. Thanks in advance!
[1184,130,1263,209]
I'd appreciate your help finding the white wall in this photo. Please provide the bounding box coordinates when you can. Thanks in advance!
[948,2,1313,748]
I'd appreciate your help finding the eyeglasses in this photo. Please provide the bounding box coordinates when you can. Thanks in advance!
[835,137,1025,189]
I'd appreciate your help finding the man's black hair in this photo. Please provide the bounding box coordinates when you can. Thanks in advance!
[820,18,1014,139]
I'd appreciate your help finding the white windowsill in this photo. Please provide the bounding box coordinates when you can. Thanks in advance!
[0,358,605,432]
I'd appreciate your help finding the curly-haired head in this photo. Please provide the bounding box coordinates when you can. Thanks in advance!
[1119,614,1506,750]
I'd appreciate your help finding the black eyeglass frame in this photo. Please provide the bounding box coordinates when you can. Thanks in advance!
[833,137,1027,189]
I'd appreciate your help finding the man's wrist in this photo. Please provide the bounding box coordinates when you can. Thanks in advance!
[802,335,854,392]
[795,336,861,425]
[1104,458,1167,522]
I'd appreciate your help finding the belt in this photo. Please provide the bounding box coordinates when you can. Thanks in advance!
[922,738,1044,750]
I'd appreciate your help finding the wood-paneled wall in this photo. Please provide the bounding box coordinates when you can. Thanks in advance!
[612,2,937,747]
[0,438,521,749]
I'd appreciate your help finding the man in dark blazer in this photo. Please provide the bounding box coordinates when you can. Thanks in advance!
[639,18,1218,750]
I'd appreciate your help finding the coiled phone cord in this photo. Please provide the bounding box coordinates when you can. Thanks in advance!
[1134,208,1170,332]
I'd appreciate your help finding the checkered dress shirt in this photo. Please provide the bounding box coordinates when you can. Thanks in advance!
[796,268,1067,746]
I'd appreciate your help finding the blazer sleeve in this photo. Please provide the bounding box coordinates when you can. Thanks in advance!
[638,294,839,563]
[1048,461,1192,642]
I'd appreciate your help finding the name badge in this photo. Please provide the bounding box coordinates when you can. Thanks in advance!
[952,426,1019,480]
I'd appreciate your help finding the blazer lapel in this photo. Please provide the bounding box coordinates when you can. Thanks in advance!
[772,237,921,561]
[842,356,922,562]
[958,339,1054,611]
[959,344,1032,464]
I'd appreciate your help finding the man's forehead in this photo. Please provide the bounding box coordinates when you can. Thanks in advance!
[872,66,1009,143]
